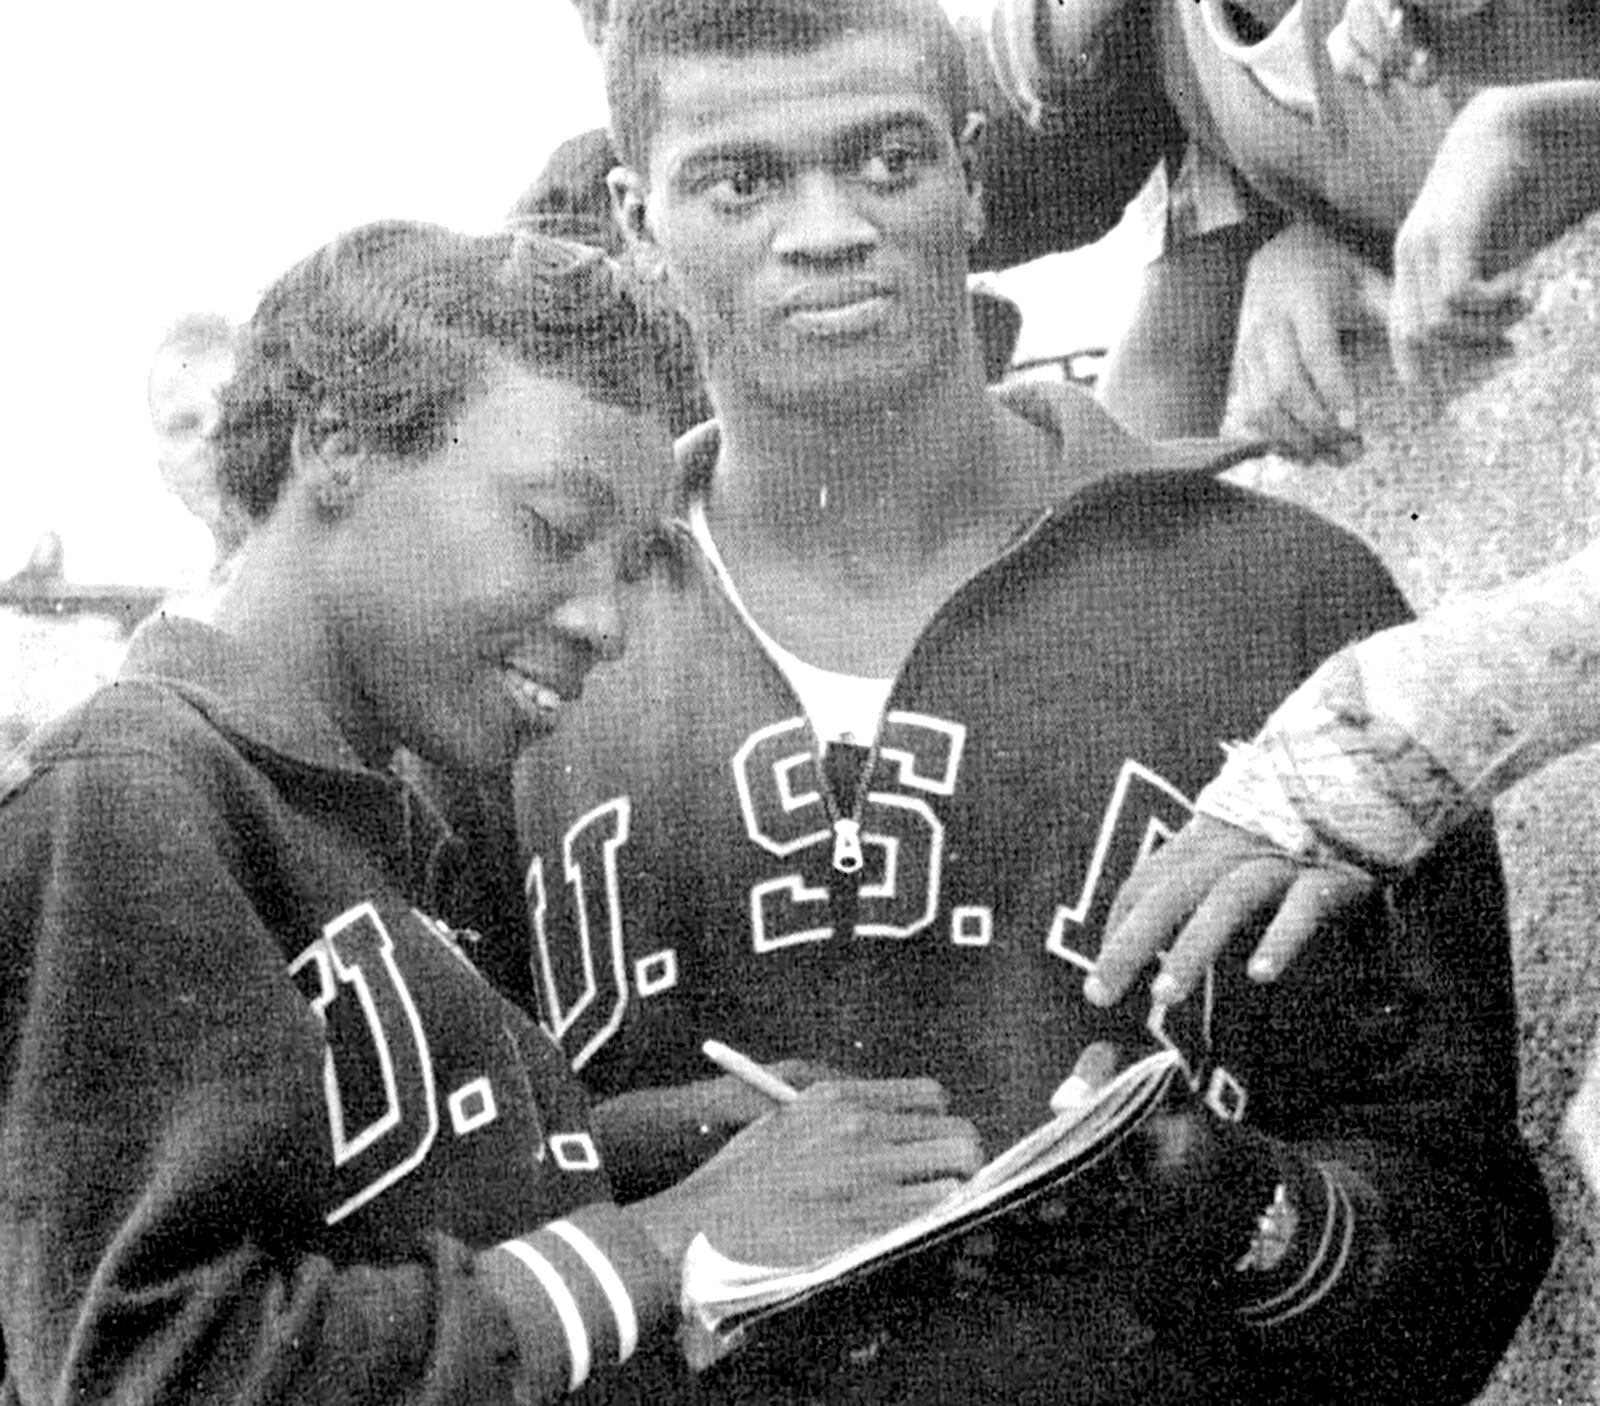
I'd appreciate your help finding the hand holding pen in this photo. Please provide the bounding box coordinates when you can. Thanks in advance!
[701,1040,802,1104]
[633,1043,983,1269]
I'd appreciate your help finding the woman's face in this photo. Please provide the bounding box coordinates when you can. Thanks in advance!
[323,366,670,775]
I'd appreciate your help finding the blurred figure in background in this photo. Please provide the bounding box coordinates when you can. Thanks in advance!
[148,311,248,571]
[974,0,1600,458]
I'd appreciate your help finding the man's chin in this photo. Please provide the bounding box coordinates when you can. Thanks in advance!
[749,357,937,416]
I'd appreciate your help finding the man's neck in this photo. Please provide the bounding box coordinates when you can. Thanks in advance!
[690,357,1068,677]
[706,361,1015,581]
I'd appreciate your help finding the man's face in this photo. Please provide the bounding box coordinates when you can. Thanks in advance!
[623,32,982,415]
[326,367,669,776]
[149,343,235,530]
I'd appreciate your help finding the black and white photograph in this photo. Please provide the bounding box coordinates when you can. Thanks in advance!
[1,0,1595,1401]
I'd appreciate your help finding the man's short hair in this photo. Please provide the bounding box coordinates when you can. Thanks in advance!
[213,221,683,523]
[605,0,974,174]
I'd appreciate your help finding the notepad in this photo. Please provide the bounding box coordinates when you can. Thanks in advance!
[681,1046,1185,1365]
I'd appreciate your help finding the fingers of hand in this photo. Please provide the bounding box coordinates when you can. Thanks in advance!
[1326,0,1432,86]
[806,1075,951,1113]
[1325,21,1382,85]
[826,1103,982,1166]
[771,1103,981,1191]
[1090,817,1280,1007]
[1234,316,1355,461]
[1148,857,1301,1004]
[1050,1040,1121,1113]
[1389,233,1436,383]
[871,1109,982,1157]
[1296,300,1359,430]
[876,1177,969,1218]
[1394,229,1523,382]
[1429,302,1523,347]
[1245,866,1375,981]
[878,1125,985,1180]
[701,1074,790,1125]
[1089,878,1204,1007]
[770,1057,849,1090]
[1326,0,1390,81]
[1445,274,1527,320]
[1282,307,1360,457]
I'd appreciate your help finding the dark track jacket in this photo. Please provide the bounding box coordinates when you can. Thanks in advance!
[0,617,683,1405]
[515,385,1552,1404]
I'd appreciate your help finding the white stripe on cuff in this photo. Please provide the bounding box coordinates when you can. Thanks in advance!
[549,1219,640,1363]
[502,1238,592,1392]
[1239,1167,1356,1328]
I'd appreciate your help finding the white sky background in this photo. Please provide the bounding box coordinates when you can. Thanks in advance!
[2,0,1142,588]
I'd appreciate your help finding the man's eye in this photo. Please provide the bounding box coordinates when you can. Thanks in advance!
[858,139,928,189]
[703,161,781,207]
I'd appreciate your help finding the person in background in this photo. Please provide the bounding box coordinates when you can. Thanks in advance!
[513,0,1552,1400]
[1083,8,1600,1195]
[0,220,982,1405]
[976,0,1599,458]
[1320,0,1600,383]
[147,311,249,569]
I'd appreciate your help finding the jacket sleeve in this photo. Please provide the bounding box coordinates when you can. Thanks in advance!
[1110,530,1553,1403]
[1204,537,1600,872]
[0,747,682,1406]
[1103,820,1552,1404]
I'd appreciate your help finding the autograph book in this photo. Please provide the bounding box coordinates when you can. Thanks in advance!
[681,1046,1186,1361]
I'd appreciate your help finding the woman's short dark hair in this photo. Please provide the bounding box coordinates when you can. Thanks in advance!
[605,0,974,174]
[213,221,689,523]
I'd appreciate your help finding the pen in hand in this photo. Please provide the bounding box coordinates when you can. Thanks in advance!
[702,1040,800,1104]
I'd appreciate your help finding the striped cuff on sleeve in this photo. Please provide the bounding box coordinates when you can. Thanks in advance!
[1232,1161,1368,1333]
[476,1204,679,1395]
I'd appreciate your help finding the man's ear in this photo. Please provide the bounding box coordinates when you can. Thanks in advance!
[608,165,667,283]
[291,419,370,520]
[958,111,988,246]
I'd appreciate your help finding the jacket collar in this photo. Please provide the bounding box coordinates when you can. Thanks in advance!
[669,382,1263,520]
[121,614,377,781]
[121,615,463,903]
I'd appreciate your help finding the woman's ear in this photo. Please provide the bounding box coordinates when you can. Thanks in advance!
[608,165,668,284]
[291,419,369,520]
